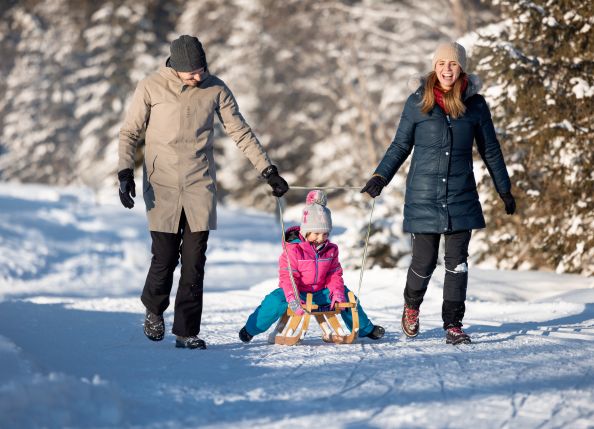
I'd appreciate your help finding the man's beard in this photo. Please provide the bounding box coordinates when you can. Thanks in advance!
[182,79,199,87]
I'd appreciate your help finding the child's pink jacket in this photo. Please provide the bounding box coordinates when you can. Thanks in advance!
[278,227,344,301]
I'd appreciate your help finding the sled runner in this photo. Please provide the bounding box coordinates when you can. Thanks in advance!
[272,291,359,345]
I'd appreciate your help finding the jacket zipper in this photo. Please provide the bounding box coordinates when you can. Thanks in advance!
[313,246,319,288]
[444,114,453,231]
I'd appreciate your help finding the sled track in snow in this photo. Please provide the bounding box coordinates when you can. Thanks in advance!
[523,325,594,342]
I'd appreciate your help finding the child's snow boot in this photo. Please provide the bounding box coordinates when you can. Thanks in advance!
[401,304,420,337]
[365,325,385,340]
[144,310,165,341]
[175,335,207,349]
[239,326,253,343]
[445,326,471,345]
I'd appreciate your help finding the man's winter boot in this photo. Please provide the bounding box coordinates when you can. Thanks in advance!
[144,310,165,341]
[175,336,207,349]
[239,326,253,343]
[445,326,471,345]
[401,304,420,337]
[365,325,385,340]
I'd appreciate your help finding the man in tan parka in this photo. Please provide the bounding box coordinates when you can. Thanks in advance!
[118,35,289,349]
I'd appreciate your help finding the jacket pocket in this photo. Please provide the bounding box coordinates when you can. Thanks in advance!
[196,151,211,179]
[144,155,158,193]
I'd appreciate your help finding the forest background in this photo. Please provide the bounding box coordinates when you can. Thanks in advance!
[0,0,592,275]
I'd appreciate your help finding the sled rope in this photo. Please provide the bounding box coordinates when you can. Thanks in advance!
[276,186,376,312]
[289,186,364,190]
[356,197,375,302]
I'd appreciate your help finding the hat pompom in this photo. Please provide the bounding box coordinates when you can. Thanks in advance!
[306,190,327,206]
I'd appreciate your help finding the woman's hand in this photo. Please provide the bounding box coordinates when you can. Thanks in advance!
[499,192,516,215]
[361,175,387,198]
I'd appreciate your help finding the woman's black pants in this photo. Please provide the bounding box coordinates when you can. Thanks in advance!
[403,230,471,329]
[141,210,209,337]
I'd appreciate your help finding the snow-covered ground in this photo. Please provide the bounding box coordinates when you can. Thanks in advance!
[0,183,593,429]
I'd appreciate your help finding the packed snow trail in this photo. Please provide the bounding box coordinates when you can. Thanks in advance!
[0,184,593,429]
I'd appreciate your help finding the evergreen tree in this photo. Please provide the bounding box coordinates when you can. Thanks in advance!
[472,0,593,274]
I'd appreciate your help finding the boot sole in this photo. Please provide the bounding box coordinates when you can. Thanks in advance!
[401,320,419,338]
[144,330,164,341]
[175,340,206,349]
[446,337,471,345]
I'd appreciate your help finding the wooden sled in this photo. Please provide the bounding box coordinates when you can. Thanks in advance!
[271,291,359,345]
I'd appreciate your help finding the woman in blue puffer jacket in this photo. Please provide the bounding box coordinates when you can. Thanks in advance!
[361,42,516,345]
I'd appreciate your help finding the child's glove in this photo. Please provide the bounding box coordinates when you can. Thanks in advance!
[288,299,305,316]
[330,291,347,311]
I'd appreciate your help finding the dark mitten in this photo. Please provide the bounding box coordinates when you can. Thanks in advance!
[361,175,387,198]
[499,192,516,215]
[118,168,136,209]
[262,165,289,197]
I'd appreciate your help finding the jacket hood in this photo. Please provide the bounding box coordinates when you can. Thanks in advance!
[284,226,303,243]
[158,66,182,83]
[283,226,330,249]
[407,73,482,100]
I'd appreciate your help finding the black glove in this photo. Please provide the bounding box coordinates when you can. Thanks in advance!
[118,168,136,209]
[499,192,516,215]
[361,175,387,198]
[262,165,289,197]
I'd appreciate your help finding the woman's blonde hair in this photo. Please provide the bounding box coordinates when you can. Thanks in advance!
[420,71,468,119]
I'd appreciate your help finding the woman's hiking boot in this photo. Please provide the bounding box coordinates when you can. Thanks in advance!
[365,325,385,340]
[239,326,253,343]
[175,336,207,349]
[445,326,471,345]
[144,310,165,341]
[401,304,420,337]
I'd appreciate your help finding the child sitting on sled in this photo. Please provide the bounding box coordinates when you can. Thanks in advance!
[239,190,385,343]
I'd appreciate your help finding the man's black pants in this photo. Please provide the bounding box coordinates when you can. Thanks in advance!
[141,210,209,337]
[403,230,471,329]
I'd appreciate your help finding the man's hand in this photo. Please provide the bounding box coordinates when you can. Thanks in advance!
[361,175,387,198]
[499,192,516,215]
[262,165,289,197]
[118,168,136,209]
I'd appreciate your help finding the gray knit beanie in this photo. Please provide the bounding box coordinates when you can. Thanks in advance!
[168,35,207,72]
[300,190,332,236]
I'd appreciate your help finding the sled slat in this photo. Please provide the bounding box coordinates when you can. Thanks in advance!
[273,292,359,346]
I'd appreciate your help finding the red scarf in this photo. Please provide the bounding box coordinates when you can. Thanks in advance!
[433,77,468,114]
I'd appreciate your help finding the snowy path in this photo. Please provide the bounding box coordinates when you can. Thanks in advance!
[0,184,593,428]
